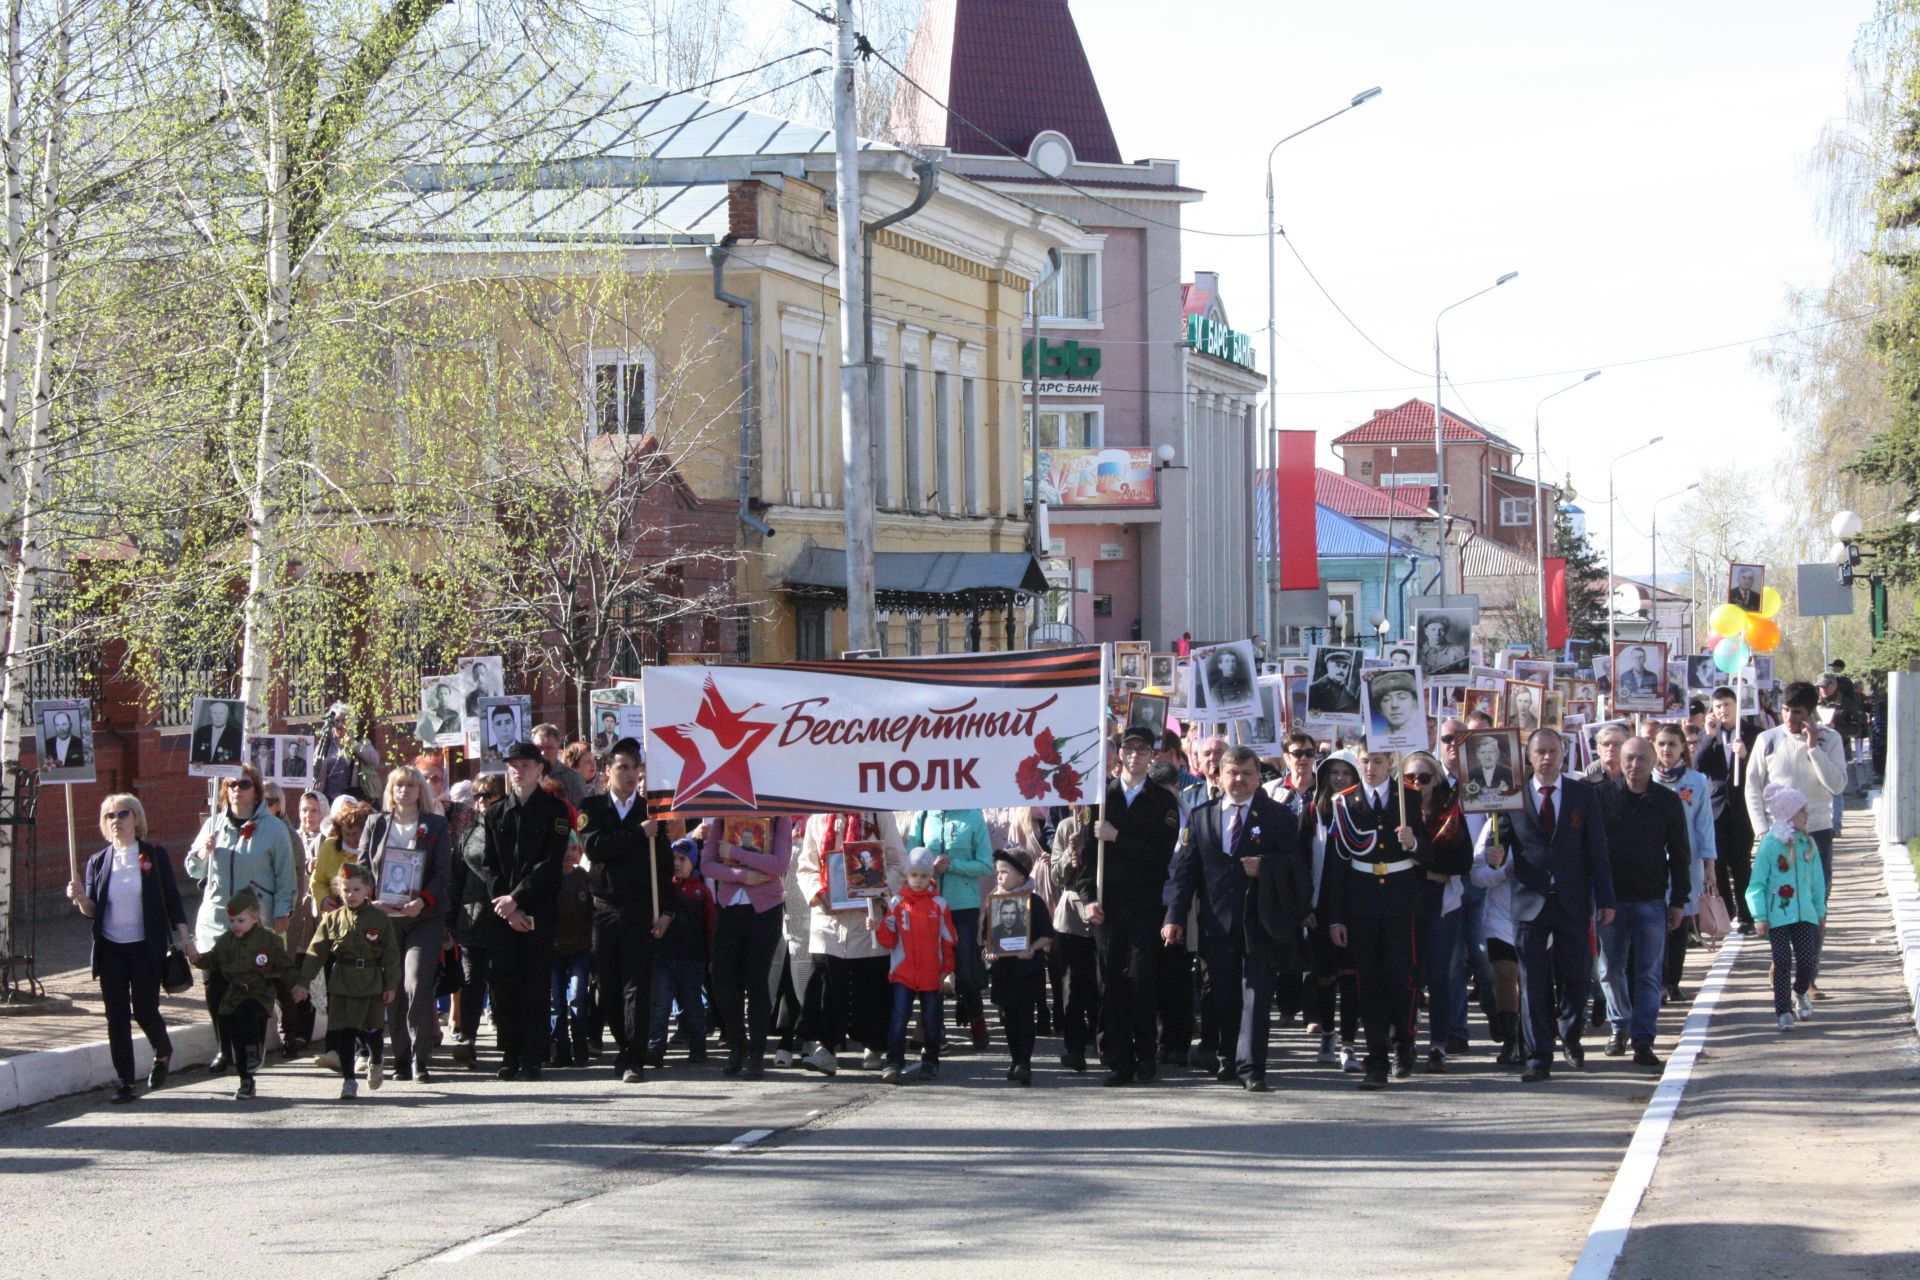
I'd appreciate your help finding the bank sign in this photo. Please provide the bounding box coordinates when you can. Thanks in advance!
[1186,315,1256,370]
[1022,338,1101,396]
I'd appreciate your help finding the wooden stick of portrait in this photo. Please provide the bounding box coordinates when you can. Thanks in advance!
[64,783,79,885]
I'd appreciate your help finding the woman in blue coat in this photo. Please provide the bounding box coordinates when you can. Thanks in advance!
[66,794,190,1103]
[1653,723,1717,1002]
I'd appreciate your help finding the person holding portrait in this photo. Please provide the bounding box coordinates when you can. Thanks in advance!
[358,764,453,1081]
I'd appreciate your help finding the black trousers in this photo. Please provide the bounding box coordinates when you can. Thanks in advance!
[1157,945,1195,1052]
[96,939,172,1085]
[204,970,233,1061]
[328,1026,383,1077]
[800,953,889,1051]
[488,925,555,1069]
[1514,895,1592,1068]
[1346,914,1417,1069]
[1056,932,1099,1055]
[456,939,492,1043]
[1714,811,1755,924]
[1238,945,1281,1080]
[990,966,1043,1067]
[591,903,656,1072]
[1095,908,1162,1072]
[223,1001,269,1079]
[1198,935,1245,1064]
[711,903,783,1068]
[1664,921,1691,991]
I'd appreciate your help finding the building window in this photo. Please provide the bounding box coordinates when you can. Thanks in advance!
[1499,496,1535,527]
[933,370,952,514]
[961,376,980,514]
[1034,249,1100,324]
[906,617,923,656]
[588,348,653,437]
[902,364,923,510]
[796,605,829,661]
[1025,409,1101,449]
[1328,587,1360,645]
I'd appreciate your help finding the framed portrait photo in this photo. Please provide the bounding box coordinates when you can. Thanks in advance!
[1305,645,1365,728]
[1125,691,1169,741]
[1727,562,1765,612]
[475,694,532,774]
[985,890,1032,957]
[1512,659,1556,690]
[1462,687,1500,723]
[1610,639,1669,713]
[457,655,505,754]
[275,734,314,788]
[1458,728,1524,813]
[34,697,96,785]
[1413,607,1473,678]
[1502,680,1545,732]
[186,696,247,778]
[1147,653,1177,692]
[417,673,467,748]
[1383,642,1418,669]
[1361,667,1429,753]
[1190,639,1259,719]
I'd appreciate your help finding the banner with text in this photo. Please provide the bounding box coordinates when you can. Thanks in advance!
[643,648,1107,818]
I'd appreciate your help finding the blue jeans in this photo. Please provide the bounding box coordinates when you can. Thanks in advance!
[949,907,985,1025]
[648,958,709,1050]
[1598,900,1667,1047]
[1415,884,1462,1051]
[887,982,944,1067]
[549,951,592,1052]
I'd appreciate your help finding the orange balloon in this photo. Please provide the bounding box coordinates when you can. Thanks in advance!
[1744,614,1781,653]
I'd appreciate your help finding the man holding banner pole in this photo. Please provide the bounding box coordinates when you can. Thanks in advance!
[1079,725,1180,1087]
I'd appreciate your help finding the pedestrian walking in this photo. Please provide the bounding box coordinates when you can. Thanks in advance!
[905,807,995,1051]
[190,890,299,1100]
[359,765,453,1082]
[299,863,402,1100]
[702,813,793,1078]
[1745,681,1847,982]
[983,847,1054,1085]
[648,837,714,1066]
[871,847,957,1084]
[1747,784,1829,1031]
[578,740,675,1083]
[476,742,572,1080]
[1594,738,1692,1070]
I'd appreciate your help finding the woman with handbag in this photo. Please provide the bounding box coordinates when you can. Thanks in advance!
[66,794,191,1103]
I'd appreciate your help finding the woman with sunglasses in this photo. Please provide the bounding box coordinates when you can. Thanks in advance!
[1401,750,1474,1073]
[67,795,191,1102]
[184,762,297,1073]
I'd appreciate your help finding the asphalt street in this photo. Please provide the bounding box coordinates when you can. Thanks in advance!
[3,826,1916,1279]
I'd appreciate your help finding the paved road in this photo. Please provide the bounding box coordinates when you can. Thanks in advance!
[4,822,1916,1280]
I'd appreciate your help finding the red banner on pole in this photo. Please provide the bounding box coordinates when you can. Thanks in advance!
[1275,430,1319,591]
[1544,556,1569,651]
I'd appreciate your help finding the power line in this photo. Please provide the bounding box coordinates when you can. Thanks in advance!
[1279,230,1428,377]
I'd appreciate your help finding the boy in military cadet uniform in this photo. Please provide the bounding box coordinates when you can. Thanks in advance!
[189,889,299,1100]
[300,862,403,1100]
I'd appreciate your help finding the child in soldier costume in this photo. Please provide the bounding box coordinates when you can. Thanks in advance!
[301,862,403,1100]
[983,847,1055,1086]
[190,889,298,1100]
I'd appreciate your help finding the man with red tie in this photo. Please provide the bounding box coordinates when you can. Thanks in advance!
[1478,729,1616,1083]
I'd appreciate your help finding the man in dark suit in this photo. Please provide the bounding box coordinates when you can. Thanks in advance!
[1164,745,1307,1090]
[43,712,85,767]
[1323,750,1429,1089]
[1309,651,1360,715]
[1078,725,1182,1087]
[1480,728,1615,1082]
[479,741,572,1080]
[1694,684,1759,931]
[192,701,242,764]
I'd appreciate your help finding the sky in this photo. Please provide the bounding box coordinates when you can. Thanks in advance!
[738,0,1876,578]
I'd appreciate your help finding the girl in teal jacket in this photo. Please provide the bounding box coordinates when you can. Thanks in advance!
[1746,784,1827,1030]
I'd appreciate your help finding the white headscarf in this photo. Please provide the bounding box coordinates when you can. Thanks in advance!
[1763,782,1808,842]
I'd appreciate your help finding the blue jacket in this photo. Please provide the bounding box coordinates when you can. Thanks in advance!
[1746,831,1827,928]
[1655,766,1717,915]
[906,809,994,911]
[83,840,188,972]
[185,809,298,949]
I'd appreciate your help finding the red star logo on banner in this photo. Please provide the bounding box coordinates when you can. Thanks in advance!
[655,677,776,810]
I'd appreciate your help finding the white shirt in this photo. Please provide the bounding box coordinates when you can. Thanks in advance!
[101,841,145,945]
[1221,801,1247,848]
[1122,780,1146,808]
[611,791,638,821]
[1530,776,1559,812]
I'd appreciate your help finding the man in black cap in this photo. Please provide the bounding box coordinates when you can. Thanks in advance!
[479,741,573,1079]
[579,737,675,1083]
[1068,724,1180,1086]
[1309,650,1360,716]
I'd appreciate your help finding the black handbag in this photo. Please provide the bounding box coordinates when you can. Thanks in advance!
[161,947,193,994]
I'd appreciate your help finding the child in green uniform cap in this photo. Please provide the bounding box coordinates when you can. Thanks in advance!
[191,889,299,1100]
[300,862,402,1100]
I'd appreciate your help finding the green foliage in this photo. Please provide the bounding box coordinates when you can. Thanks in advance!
[1552,502,1609,646]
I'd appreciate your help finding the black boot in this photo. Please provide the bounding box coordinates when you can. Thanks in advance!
[1495,1012,1522,1067]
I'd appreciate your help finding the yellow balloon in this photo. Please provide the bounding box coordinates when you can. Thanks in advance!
[1709,603,1749,638]
[1758,585,1783,619]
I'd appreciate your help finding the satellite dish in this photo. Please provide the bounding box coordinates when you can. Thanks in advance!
[1610,583,1645,616]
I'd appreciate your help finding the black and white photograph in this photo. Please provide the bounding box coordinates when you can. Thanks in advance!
[1503,680,1545,731]
[1148,653,1177,691]
[1361,667,1429,753]
[1384,642,1417,668]
[1572,678,1600,706]
[1413,607,1473,677]
[1512,659,1556,690]
[1611,639,1669,713]
[1754,655,1776,686]
[1542,689,1566,730]
[1249,677,1283,751]
[1462,687,1500,722]
[277,736,313,788]
[1125,691,1169,741]
[1727,562,1765,611]
[458,654,506,754]
[476,695,532,772]
[417,674,466,747]
[1190,639,1258,718]
[1458,728,1524,813]
[1305,644,1364,727]
[247,736,276,778]
[34,698,94,785]
[985,889,1032,957]
[1114,640,1149,681]
[187,696,247,778]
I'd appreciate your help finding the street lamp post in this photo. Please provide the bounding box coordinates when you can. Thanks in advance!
[1833,510,1888,642]
[1532,370,1600,652]
[1265,85,1380,643]
[1434,271,1519,599]
[1651,481,1699,648]
[1606,435,1664,662]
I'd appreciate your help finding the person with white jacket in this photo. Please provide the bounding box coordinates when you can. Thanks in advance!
[1470,817,1522,1067]
[792,811,906,1075]
[1744,680,1848,982]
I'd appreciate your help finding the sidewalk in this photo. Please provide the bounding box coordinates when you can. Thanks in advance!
[1611,813,1920,1278]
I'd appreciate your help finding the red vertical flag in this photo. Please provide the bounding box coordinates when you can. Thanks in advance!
[1275,430,1319,591]
[1544,556,1569,650]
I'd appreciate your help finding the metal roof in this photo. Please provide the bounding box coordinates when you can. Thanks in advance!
[1252,492,1422,560]
[784,547,1050,600]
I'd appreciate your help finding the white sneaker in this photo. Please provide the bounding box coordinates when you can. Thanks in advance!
[1796,993,1813,1021]
[368,1058,385,1090]
[801,1045,839,1076]
[313,1050,341,1074]
[1778,1013,1796,1032]
[860,1048,886,1071]
[1340,1044,1363,1073]
[1316,1032,1338,1065]
[773,1048,794,1068]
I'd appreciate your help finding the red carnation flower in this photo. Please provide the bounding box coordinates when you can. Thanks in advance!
[1778,885,1795,903]
[1054,763,1084,803]
[418,824,430,842]
[1015,755,1049,800]
[1034,732,1061,765]
[239,821,257,840]
[1778,854,1790,873]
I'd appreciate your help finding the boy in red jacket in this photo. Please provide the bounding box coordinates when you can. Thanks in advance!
[870,847,957,1084]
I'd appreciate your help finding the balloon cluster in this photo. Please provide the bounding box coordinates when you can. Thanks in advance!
[1706,586,1784,674]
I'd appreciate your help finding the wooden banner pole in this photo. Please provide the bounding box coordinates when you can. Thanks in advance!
[64,783,79,886]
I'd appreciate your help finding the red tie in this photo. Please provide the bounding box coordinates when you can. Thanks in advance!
[1539,786,1557,844]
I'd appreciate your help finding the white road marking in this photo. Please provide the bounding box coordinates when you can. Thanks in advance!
[432,1228,527,1264]
[706,1127,774,1156]
[1569,933,1747,1280]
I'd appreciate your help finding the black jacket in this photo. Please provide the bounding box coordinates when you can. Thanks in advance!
[1069,777,1180,918]
[83,840,187,971]
[1694,718,1761,826]
[478,786,571,926]
[1596,778,1692,907]
[1165,790,1307,959]
[1320,780,1437,925]
[578,791,675,912]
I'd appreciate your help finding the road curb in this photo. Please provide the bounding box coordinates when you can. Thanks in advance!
[1871,793,1920,1042]
[0,1020,219,1114]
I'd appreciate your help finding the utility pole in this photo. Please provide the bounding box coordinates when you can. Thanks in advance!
[833,0,876,650]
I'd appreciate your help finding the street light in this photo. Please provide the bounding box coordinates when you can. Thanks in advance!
[1606,435,1664,661]
[1264,85,1381,643]
[1434,270,1520,599]
[1650,481,1699,648]
[1531,370,1601,651]
[1833,508,1888,641]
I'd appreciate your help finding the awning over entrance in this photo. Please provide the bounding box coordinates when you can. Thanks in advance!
[783,546,1049,611]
